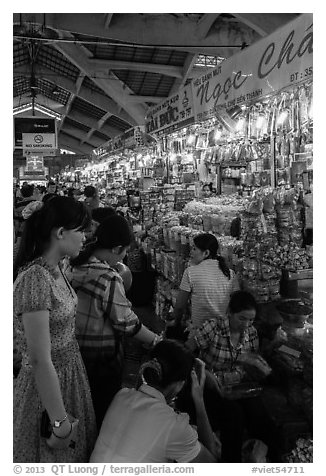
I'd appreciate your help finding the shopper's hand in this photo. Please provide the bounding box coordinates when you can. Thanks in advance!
[46,416,79,450]
[191,358,206,406]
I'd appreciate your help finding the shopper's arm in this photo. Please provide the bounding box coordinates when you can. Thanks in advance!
[191,359,217,458]
[22,310,72,439]
[133,324,159,346]
[102,275,159,346]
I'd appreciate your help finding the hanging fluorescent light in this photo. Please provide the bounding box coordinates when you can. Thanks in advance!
[187,134,196,145]
[236,118,246,132]
[308,101,313,119]
[256,115,266,129]
[276,110,288,126]
[214,128,222,140]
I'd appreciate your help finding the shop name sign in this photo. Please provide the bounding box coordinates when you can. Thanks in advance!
[192,13,313,122]
[145,84,194,134]
[22,133,57,151]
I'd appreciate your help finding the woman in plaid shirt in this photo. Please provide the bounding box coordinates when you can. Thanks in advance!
[71,214,161,428]
[178,291,279,462]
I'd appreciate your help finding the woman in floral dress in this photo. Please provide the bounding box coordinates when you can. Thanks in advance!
[13,196,97,462]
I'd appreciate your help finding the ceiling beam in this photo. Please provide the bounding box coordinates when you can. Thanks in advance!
[61,124,102,147]
[13,94,65,112]
[14,64,136,125]
[196,14,221,39]
[59,134,94,155]
[105,13,114,29]
[231,13,297,37]
[53,40,146,124]
[90,59,183,78]
[170,53,198,95]
[97,111,113,130]
[65,110,120,138]
[58,73,85,133]
[127,95,164,104]
[80,111,114,145]
[13,13,261,48]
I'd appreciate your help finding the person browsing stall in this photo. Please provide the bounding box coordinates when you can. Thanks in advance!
[71,214,161,427]
[13,197,97,462]
[171,233,239,338]
[90,339,218,463]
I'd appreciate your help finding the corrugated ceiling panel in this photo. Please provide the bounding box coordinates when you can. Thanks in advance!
[92,130,111,141]
[37,45,80,82]
[83,76,111,96]
[72,97,107,120]
[64,117,91,132]
[36,79,70,105]
[13,42,29,67]
[13,76,30,96]
[105,115,131,131]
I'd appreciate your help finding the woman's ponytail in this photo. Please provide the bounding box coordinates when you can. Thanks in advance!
[216,255,231,280]
[13,209,44,281]
[193,233,231,280]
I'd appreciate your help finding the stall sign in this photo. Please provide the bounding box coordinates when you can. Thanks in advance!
[22,133,57,151]
[24,149,57,156]
[19,165,47,181]
[26,155,44,171]
[192,13,313,122]
[14,117,57,149]
[145,84,194,135]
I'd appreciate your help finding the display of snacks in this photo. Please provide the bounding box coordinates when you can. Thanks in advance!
[284,437,313,463]
[174,189,196,211]
[276,205,304,246]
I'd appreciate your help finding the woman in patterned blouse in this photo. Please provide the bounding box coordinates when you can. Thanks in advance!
[178,291,279,462]
[13,197,97,462]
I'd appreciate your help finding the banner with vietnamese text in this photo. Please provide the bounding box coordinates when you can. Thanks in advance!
[192,13,313,122]
[145,83,194,135]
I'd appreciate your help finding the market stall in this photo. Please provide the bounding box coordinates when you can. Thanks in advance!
[56,14,313,461]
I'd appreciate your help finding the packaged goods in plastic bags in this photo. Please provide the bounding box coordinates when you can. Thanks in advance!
[284,437,313,463]
[237,353,272,379]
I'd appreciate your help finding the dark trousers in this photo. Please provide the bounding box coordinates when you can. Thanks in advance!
[176,371,280,462]
[81,352,123,430]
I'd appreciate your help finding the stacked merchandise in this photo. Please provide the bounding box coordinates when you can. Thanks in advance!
[162,185,176,211]
[140,190,162,225]
[240,196,281,303]
[284,438,313,463]
[238,187,311,302]
[141,198,244,321]
[154,277,179,322]
[275,188,303,247]
[184,195,246,235]
[174,189,196,211]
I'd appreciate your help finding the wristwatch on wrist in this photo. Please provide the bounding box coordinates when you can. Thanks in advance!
[53,414,68,428]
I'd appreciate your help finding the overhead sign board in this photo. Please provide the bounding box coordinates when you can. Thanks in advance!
[14,117,57,149]
[24,149,57,156]
[145,83,194,135]
[192,13,313,122]
[22,133,57,151]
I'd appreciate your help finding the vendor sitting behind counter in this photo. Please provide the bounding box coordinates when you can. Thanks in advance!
[177,291,280,462]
